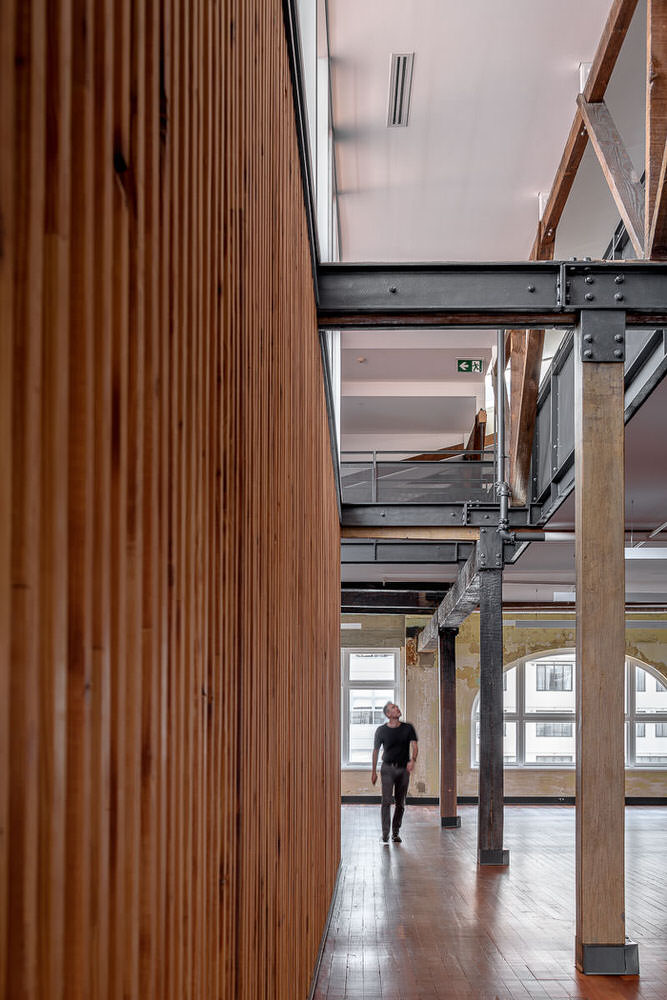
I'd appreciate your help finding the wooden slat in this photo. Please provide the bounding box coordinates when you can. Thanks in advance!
[0,0,15,991]
[8,3,47,994]
[89,0,113,993]
[66,0,94,993]
[3,1,340,996]
[577,96,645,257]
[39,1,71,996]
[646,0,667,258]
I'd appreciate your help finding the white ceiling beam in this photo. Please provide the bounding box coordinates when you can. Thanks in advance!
[341,381,484,397]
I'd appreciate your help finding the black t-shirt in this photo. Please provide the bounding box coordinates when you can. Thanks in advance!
[373,721,418,767]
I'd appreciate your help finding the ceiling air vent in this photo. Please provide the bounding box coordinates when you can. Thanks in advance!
[387,53,414,128]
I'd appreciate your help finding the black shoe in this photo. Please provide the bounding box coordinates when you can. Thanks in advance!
[381,834,389,844]
[392,834,402,843]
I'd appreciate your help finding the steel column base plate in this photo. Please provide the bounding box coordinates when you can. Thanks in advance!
[576,941,639,976]
[477,848,509,866]
[440,816,461,828]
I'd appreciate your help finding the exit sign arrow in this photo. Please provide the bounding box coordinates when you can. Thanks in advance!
[457,359,483,373]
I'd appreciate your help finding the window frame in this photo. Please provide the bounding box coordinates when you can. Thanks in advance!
[626,659,667,768]
[472,655,577,769]
[471,655,667,770]
[341,647,400,770]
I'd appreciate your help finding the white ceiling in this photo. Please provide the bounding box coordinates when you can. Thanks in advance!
[328,0,620,262]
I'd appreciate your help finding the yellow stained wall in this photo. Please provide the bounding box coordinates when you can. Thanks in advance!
[340,615,438,798]
[341,613,667,802]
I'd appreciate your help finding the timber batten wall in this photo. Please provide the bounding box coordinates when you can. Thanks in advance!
[0,2,341,997]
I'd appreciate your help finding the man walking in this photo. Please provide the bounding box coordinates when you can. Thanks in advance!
[371,702,418,843]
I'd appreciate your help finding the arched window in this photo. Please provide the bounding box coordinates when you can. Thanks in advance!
[627,660,667,766]
[471,654,667,769]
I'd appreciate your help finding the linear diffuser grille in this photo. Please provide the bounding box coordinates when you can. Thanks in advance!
[387,53,415,127]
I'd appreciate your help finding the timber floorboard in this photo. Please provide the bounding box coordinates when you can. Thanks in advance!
[314,805,667,1000]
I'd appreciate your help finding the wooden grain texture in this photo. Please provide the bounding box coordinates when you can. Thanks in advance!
[646,0,667,258]
[508,329,544,507]
[1,1,340,997]
[316,804,667,999]
[574,332,626,958]
[0,0,14,992]
[577,96,645,257]
[648,137,667,257]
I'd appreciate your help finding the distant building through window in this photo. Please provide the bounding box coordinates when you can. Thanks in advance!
[472,655,667,769]
[341,648,399,767]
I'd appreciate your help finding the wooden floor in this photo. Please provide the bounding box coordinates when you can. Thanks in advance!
[313,805,667,1000]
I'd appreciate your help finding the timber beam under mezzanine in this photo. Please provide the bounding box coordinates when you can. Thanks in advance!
[317,260,667,329]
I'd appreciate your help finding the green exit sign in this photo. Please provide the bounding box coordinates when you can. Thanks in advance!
[457,359,483,373]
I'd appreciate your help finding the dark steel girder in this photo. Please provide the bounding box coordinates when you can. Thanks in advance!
[341,540,475,564]
[341,587,448,614]
[341,503,539,528]
[317,261,667,328]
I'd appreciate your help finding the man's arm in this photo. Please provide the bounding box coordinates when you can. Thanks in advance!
[407,740,418,774]
[371,748,379,785]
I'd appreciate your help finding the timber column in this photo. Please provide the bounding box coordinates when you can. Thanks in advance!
[574,311,638,975]
[477,529,508,865]
[439,627,460,828]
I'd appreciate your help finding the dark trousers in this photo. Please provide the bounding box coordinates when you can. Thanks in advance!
[380,762,410,838]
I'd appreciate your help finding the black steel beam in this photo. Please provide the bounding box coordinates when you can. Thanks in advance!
[317,261,667,328]
[477,565,508,866]
[341,540,474,564]
[341,503,539,528]
[341,588,447,614]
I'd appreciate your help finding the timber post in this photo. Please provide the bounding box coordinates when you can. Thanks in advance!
[574,310,638,975]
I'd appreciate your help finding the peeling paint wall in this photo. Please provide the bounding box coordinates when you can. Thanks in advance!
[341,612,667,801]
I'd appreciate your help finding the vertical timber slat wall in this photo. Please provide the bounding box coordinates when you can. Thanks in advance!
[0,1,341,997]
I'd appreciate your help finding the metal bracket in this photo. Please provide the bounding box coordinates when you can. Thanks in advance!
[578,941,639,976]
[477,527,504,571]
[579,310,626,363]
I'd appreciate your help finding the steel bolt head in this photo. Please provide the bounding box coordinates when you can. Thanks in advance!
[389,286,397,294]
[614,334,624,342]
[584,334,593,343]
[614,349,623,358]
[527,284,535,293]
[585,293,594,301]
[585,276,594,284]
[614,293,624,301]
[583,349,593,358]
[615,275,624,284]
